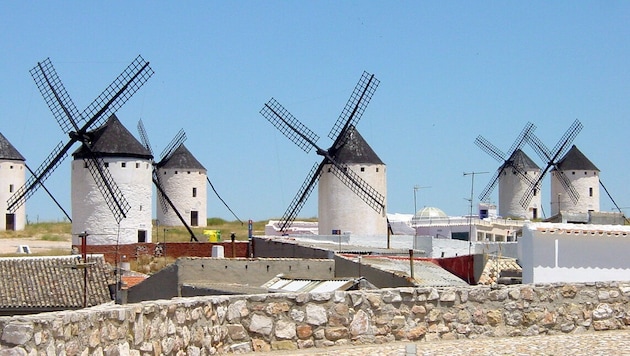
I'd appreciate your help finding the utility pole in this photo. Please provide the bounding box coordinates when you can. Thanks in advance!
[463,172,488,249]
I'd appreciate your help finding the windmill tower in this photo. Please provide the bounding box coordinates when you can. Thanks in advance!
[318,127,386,235]
[523,119,583,218]
[260,71,386,236]
[7,56,154,244]
[476,123,541,219]
[72,115,153,245]
[137,119,207,233]
[0,133,26,231]
[551,145,600,215]
[157,144,207,228]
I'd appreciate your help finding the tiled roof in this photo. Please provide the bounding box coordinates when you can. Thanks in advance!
[554,145,599,171]
[157,144,206,170]
[0,132,25,161]
[0,255,112,312]
[332,126,384,165]
[73,114,152,160]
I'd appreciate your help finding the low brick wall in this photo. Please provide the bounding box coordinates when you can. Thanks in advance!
[2,282,630,354]
[76,241,250,264]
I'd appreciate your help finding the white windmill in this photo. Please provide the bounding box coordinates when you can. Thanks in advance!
[260,71,386,236]
[7,56,154,245]
[476,123,541,219]
[0,133,26,231]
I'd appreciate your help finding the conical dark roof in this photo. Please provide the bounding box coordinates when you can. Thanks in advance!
[500,149,539,171]
[0,133,25,161]
[554,145,599,171]
[332,126,384,164]
[73,114,152,159]
[157,144,206,171]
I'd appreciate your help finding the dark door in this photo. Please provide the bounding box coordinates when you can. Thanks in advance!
[138,230,147,243]
[532,208,538,220]
[191,211,198,226]
[5,214,15,231]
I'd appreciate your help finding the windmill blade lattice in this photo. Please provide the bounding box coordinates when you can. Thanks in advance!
[260,71,384,233]
[30,59,82,133]
[278,161,323,232]
[520,119,583,207]
[7,141,67,212]
[475,122,536,203]
[329,71,379,147]
[260,98,320,153]
[7,56,154,222]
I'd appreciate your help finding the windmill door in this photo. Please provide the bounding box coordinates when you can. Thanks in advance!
[191,211,198,226]
[138,230,147,243]
[5,214,15,231]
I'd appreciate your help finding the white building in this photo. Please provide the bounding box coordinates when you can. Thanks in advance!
[411,206,524,258]
[520,222,630,284]
[498,149,542,219]
[71,115,153,245]
[156,144,207,227]
[0,133,26,231]
[318,127,387,237]
[550,145,600,215]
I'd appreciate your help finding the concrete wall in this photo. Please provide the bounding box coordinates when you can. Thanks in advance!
[520,223,630,284]
[127,258,335,303]
[253,237,334,259]
[3,282,630,354]
[334,255,415,288]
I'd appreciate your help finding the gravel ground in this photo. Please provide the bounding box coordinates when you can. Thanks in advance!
[0,237,72,254]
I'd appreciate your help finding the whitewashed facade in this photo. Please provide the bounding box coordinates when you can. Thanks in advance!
[318,128,387,237]
[550,145,600,215]
[0,133,26,231]
[498,149,542,219]
[520,222,630,283]
[156,145,207,227]
[71,115,153,245]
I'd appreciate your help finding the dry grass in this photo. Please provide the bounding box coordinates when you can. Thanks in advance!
[0,222,72,240]
[154,218,271,243]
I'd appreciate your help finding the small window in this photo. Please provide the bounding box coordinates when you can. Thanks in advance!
[136,163,140,168]
[376,168,379,172]
[192,187,197,197]
[572,171,575,175]
[164,171,167,175]
[187,171,191,174]
[84,162,88,168]
[175,171,178,175]
[104,162,109,168]
[589,187,593,197]
[360,167,365,172]
[121,162,126,168]
[9,184,14,193]
[9,165,13,169]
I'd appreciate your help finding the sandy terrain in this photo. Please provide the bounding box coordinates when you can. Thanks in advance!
[0,237,72,255]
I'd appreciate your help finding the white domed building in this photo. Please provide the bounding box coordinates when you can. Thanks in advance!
[498,149,542,219]
[551,145,600,215]
[71,114,153,245]
[318,127,387,237]
[0,133,26,231]
[156,144,207,227]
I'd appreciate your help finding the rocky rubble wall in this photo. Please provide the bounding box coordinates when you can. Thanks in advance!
[2,282,630,354]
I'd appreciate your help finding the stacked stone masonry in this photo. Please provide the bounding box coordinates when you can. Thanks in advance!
[2,281,630,355]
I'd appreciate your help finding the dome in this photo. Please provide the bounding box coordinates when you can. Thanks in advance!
[413,206,448,220]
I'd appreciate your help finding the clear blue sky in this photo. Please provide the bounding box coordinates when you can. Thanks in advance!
[2,2,629,223]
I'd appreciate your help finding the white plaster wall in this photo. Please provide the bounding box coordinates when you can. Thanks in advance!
[520,222,630,284]
[156,168,207,227]
[499,169,541,219]
[318,163,387,236]
[71,158,153,245]
[551,170,599,215]
[0,160,26,230]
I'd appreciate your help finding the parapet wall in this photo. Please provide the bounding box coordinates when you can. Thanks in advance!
[2,282,630,354]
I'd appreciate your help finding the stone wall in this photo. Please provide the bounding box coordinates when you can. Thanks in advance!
[2,282,630,354]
